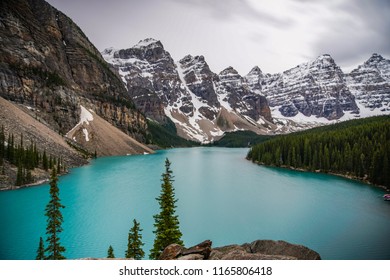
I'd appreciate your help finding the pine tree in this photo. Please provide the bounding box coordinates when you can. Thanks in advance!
[0,125,4,164]
[149,158,183,259]
[44,168,66,259]
[15,162,23,186]
[42,150,48,171]
[36,237,45,260]
[125,219,145,260]
[57,157,61,173]
[107,245,115,258]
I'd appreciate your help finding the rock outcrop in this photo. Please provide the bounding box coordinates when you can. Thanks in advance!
[158,239,321,260]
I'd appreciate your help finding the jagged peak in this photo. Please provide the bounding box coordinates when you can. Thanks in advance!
[133,38,162,49]
[180,54,194,62]
[370,53,384,59]
[219,66,240,76]
[248,66,263,76]
[180,54,205,63]
[101,47,116,56]
[365,53,386,65]
[313,54,335,64]
[350,53,389,74]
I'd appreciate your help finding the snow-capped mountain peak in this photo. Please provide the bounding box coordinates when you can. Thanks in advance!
[346,53,390,116]
[102,39,389,142]
[133,38,161,49]
[248,66,263,76]
[102,40,274,142]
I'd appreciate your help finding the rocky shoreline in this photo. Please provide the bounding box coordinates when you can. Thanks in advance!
[77,239,321,260]
[159,239,321,260]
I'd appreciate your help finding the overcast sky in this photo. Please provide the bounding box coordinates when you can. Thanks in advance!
[45,0,390,75]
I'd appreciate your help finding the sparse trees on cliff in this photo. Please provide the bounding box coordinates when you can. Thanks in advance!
[44,168,66,259]
[150,158,183,259]
[125,219,145,260]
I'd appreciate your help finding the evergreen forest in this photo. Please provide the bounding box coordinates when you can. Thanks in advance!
[0,126,64,186]
[247,116,390,188]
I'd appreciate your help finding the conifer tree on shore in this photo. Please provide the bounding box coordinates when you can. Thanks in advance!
[125,219,145,260]
[150,158,183,259]
[44,168,66,259]
[107,245,115,258]
[36,237,45,260]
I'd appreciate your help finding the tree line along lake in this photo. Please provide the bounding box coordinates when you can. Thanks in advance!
[0,147,389,260]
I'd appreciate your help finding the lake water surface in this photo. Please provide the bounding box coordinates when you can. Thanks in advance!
[1,147,389,259]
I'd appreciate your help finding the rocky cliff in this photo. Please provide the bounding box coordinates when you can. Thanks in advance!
[0,0,150,156]
[0,0,153,188]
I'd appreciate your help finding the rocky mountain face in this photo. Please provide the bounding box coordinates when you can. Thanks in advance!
[0,0,153,187]
[217,66,272,122]
[0,96,87,189]
[103,39,274,142]
[246,53,390,125]
[102,39,189,125]
[252,55,359,120]
[104,38,390,142]
[0,0,149,159]
[346,53,390,115]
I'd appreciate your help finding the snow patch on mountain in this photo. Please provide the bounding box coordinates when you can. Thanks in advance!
[66,105,94,138]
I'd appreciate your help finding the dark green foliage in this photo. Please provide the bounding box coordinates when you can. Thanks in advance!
[36,237,45,260]
[107,245,115,258]
[0,126,5,165]
[247,116,390,187]
[15,162,23,186]
[44,168,66,260]
[0,128,64,186]
[125,219,145,260]
[42,150,48,171]
[146,119,198,148]
[150,158,183,259]
[209,131,272,147]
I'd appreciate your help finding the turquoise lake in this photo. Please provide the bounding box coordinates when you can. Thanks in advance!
[1,147,389,260]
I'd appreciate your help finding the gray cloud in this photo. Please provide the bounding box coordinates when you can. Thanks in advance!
[171,0,293,28]
[45,0,390,74]
[312,0,390,70]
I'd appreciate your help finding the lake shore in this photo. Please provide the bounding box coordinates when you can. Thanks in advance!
[250,159,390,193]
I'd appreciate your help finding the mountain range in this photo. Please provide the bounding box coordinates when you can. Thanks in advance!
[103,39,390,142]
[0,0,389,188]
